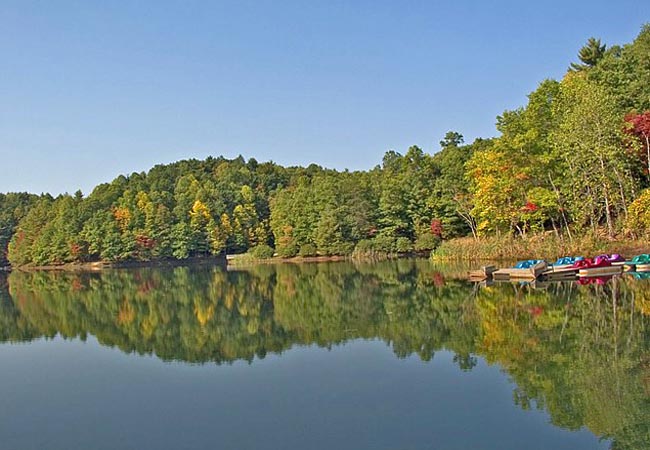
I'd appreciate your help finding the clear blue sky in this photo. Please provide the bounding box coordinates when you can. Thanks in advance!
[1,1,648,195]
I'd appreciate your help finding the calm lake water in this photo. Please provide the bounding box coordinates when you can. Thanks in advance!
[1,259,648,449]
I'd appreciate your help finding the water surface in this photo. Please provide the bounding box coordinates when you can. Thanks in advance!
[1,260,648,449]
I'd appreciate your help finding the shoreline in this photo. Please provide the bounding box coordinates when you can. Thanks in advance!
[4,255,227,273]
[4,235,650,272]
[226,250,432,268]
[3,254,366,272]
[227,254,349,266]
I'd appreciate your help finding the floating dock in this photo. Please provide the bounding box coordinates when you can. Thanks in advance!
[548,264,576,273]
[577,266,623,277]
[468,255,642,283]
[492,261,548,281]
[468,265,496,281]
[543,270,577,281]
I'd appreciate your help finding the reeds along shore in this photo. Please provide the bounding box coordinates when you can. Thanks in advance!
[431,234,650,262]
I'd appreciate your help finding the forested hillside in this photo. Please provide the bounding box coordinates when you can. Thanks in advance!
[2,24,650,267]
[2,141,474,266]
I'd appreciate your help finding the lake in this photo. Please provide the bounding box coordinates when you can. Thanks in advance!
[0,259,647,449]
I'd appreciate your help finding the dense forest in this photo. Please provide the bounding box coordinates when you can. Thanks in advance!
[1,261,650,449]
[2,25,650,267]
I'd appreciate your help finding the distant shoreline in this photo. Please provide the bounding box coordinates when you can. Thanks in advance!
[4,235,650,273]
[3,252,420,272]
[226,254,349,268]
[3,255,227,272]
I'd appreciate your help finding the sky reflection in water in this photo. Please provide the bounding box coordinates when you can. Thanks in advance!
[0,260,642,449]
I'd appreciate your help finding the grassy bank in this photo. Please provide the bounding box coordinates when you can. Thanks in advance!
[432,233,650,262]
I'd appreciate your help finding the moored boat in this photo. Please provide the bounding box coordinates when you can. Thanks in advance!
[593,253,626,266]
[547,256,583,274]
[628,254,650,272]
[574,256,623,277]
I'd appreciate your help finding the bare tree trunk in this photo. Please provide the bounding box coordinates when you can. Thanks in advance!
[604,188,614,236]
[515,224,524,238]
[454,194,478,241]
[599,155,614,238]
[457,211,478,241]
[611,164,630,222]
[548,174,573,242]
[586,185,596,232]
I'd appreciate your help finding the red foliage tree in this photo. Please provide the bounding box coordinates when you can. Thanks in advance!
[135,234,156,259]
[430,219,443,238]
[522,201,539,213]
[625,111,650,180]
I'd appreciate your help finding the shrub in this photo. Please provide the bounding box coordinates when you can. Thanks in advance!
[352,235,410,260]
[326,242,354,256]
[249,244,275,259]
[298,243,317,257]
[352,239,385,260]
[354,239,374,252]
[395,237,413,253]
[276,241,299,258]
[414,232,440,251]
[627,189,650,236]
[372,234,397,253]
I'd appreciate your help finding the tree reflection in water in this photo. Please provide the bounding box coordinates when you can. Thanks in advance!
[1,261,649,449]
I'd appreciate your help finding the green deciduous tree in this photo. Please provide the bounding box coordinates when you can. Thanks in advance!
[551,73,637,236]
[589,24,650,112]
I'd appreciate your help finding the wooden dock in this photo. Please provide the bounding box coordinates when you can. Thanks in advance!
[492,261,548,281]
[468,265,496,281]
[543,270,577,281]
[577,266,623,277]
[468,257,643,283]
[548,264,577,273]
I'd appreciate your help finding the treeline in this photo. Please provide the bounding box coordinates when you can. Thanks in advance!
[3,25,650,266]
[1,138,475,266]
[0,193,39,266]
